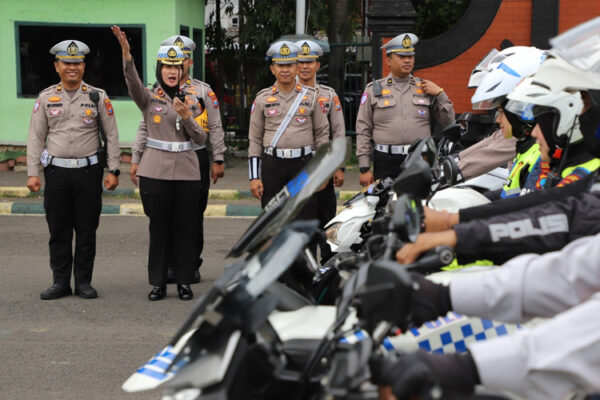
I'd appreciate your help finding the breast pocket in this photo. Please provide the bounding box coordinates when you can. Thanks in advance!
[412,96,431,119]
[264,107,281,118]
[375,97,396,109]
[46,108,64,118]
[79,108,98,126]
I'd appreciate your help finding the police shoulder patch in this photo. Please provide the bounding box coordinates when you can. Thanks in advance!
[360,92,368,105]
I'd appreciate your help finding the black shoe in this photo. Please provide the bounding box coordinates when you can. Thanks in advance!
[148,286,166,301]
[166,268,176,284]
[191,269,202,284]
[40,284,72,300]
[75,283,98,299]
[177,284,193,300]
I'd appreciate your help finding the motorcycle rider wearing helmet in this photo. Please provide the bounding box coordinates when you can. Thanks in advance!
[469,46,547,201]
[112,26,207,301]
[507,91,600,193]
[454,47,523,181]
[399,92,600,266]
[371,231,600,400]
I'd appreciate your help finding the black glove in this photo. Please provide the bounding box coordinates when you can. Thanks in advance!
[369,350,480,400]
[409,272,452,326]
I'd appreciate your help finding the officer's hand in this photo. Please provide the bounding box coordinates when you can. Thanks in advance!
[409,272,452,326]
[333,169,345,187]
[250,179,263,200]
[369,352,436,400]
[359,170,374,187]
[173,97,192,120]
[104,173,119,190]
[211,162,225,184]
[129,163,139,186]
[424,206,459,232]
[111,26,131,60]
[27,176,41,193]
[396,231,458,265]
[419,79,442,96]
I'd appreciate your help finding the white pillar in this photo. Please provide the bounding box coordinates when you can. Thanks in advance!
[296,0,306,35]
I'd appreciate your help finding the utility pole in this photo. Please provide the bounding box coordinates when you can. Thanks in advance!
[296,0,306,35]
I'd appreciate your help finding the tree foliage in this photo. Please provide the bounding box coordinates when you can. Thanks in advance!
[411,0,471,39]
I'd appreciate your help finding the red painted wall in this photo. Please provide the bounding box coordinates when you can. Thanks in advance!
[381,0,600,114]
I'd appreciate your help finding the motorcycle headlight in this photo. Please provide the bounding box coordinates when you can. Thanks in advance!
[325,222,342,245]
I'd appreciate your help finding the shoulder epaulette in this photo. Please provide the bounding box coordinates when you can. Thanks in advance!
[39,85,57,95]
[257,87,271,97]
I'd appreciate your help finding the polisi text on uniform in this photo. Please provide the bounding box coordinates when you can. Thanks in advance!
[489,213,569,242]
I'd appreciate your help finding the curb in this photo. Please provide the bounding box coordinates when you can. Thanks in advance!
[0,186,358,201]
[0,201,263,217]
[0,201,347,217]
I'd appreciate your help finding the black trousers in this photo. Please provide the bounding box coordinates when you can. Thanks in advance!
[139,177,202,286]
[196,148,210,267]
[43,164,103,287]
[373,151,407,181]
[316,178,336,262]
[261,154,317,221]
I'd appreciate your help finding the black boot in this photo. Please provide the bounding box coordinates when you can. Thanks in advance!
[148,286,166,301]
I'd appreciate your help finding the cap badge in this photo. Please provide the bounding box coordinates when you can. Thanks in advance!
[402,35,412,49]
[174,37,184,49]
[280,44,291,56]
[167,47,177,58]
[67,41,79,56]
[301,42,311,55]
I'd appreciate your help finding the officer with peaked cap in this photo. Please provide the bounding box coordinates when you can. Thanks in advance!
[248,40,329,220]
[113,25,208,301]
[356,33,455,185]
[131,34,226,284]
[295,39,346,262]
[26,40,121,300]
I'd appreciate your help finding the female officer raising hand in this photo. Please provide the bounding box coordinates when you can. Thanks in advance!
[112,25,206,301]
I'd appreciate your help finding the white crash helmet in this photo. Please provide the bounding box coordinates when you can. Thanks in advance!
[468,48,499,88]
[471,46,548,110]
[506,81,583,153]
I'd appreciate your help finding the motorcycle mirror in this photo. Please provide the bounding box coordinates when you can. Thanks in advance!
[392,159,432,199]
[354,260,413,333]
[439,123,462,142]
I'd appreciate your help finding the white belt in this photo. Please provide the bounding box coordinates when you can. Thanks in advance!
[375,143,410,155]
[264,146,313,159]
[50,155,99,168]
[147,138,193,152]
[191,143,207,150]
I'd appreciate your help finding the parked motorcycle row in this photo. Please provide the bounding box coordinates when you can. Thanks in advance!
[121,17,600,400]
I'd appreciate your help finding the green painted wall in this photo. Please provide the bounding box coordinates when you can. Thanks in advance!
[1,0,205,145]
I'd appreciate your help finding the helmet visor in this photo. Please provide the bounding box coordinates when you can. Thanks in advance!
[472,96,505,110]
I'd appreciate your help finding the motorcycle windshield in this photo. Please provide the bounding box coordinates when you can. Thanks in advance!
[228,137,349,258]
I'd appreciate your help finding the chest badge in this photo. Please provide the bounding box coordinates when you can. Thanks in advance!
[266,96,278,103]
[153,115,162,124]
[268,108,278,116]
[298,107,306,115]
[381,89,391,95]
[85,109,93,116]
[296,117,307,124]
[417,109,427,117]
[48,96,61,102]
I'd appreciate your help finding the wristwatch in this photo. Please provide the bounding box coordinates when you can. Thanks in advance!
[359,167,370,174]
[214,160,224,165]
[109,169,121,176]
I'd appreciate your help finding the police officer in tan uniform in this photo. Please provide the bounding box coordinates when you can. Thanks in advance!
[295,39,345,261]
[356,33,455,185]
[248,41,330,217]
[27,40,120,300]
[113,25,207,301]
[131,35,226,283]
